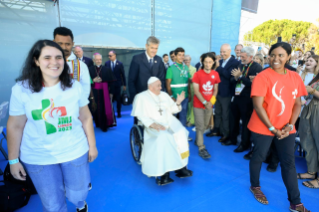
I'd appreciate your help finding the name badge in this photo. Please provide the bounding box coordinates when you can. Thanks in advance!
[235,83,245,96]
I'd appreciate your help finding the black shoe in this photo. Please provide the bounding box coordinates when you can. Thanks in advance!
[88,183,92,191]
[221,139,235,146]
[117,113,122,118]
[234,145,250,153]
[156,172,174,186]
[175,167,193,178]
[206,130,221,137]
[77,201,88,212]
[219,136,230,143]
[243,150,253,160]
[266,163,278,172]
[199,149,211,159]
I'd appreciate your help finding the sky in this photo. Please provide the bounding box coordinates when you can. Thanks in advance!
[239,0,319,41]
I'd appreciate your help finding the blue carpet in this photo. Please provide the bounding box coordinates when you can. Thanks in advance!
[0,106,318,212]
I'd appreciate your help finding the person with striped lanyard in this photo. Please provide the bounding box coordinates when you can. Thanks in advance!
[53,27,91,100]
[166,47,192,141]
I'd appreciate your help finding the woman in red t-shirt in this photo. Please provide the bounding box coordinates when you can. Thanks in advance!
[192,53,220,159]
[248,42,310,212]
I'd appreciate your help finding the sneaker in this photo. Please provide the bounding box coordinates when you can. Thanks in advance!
[188,137,193,141]
[199,149,211,159]
[203,128,210,134]
[192,127,196,132]
[77,201,88,212]
[88,183,92,191]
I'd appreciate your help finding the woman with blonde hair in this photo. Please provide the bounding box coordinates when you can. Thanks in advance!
[253,53,264,68]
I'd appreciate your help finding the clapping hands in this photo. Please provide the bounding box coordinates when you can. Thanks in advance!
[231,68,242,79]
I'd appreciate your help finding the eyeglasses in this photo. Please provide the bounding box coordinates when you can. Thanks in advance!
[108,55,112,57]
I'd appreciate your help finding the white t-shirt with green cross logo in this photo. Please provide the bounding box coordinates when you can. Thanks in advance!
[9,80,89,165]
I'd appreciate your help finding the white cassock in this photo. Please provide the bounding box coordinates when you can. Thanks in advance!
[131,90,190,177]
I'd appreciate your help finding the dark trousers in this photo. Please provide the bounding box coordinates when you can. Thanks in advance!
[229,96,253,147]
[250,132,301,205]
[214,95,232,136]
[112,85,122,114]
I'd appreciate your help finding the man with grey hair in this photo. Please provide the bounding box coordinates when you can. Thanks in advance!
[207,44,240,141]
[89,53,117,132]
[74,46,93,68]
[234,44,244,61]
[128,36,166,124]
[221,46,262,153]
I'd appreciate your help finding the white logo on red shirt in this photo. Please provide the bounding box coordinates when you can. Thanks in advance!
[292,89,298,99]
[272,81,285,116]
[202,81,213,95]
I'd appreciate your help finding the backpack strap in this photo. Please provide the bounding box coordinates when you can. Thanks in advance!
[71,59,81,82]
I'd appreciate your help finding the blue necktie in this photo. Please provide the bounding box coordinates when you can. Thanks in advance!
[150,59,153,68]
[111,62,114,71]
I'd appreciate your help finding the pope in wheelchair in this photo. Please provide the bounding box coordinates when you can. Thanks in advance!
[131,77,193,186]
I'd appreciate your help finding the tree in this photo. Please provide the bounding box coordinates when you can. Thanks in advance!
[244,19,314,52]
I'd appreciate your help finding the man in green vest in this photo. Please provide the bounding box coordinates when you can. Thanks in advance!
[166,47,192,140]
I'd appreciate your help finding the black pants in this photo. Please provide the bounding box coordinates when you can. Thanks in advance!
[250,132,301,205]
[214,95,231,136]
[112,85,122,114]
[229,96,253,147]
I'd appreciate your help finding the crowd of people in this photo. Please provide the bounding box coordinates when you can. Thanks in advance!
[4,25,318,212]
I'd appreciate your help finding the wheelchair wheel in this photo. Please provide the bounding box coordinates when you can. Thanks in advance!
[130,125,143,164]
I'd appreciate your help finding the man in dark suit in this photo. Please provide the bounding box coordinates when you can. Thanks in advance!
[234,44,243,61]
[74,46,94,68]
[169,50,175,64]
[195,54,205,71]
[128,36,166,121]
[163,54,170,70]
[221,47,262,153]
[207,44,240,142]
[105,50,126,118]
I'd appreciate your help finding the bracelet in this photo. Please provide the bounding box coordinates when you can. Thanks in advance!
[170,95,174,98]
[269,126,275,131]
[9,158,19,165]
[310,89,316,95]
[90,97,94,100]
[202,100,207,105]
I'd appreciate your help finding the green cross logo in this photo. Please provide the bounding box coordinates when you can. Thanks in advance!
[31,99,57,135]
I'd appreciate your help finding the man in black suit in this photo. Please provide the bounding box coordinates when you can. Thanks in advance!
[163,54,170,70]
[105,50,126,118]
[234,44,243,61]
[128,36,166,108]
[221,47,262,152]
[74,46,94,68]
[195,54,204,71]
[207,44,240,142]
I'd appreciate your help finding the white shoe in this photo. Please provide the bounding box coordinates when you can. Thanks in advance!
[192,127,196,132]
[203,129,210,134]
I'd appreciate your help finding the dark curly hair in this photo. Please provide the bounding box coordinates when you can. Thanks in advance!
[16,39,72,92]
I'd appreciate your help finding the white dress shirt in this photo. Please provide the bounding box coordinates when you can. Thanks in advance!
[222,56,231,68]
[67,52,91,98]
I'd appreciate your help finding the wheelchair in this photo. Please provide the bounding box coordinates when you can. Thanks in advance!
[130,123,144,165]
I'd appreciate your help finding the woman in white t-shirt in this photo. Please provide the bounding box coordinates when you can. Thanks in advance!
[6,40,98,212]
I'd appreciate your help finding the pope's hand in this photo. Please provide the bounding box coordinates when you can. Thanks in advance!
[176,91,185,105]
[150,123,166,131]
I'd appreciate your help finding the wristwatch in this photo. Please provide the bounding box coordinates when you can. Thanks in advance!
[288,124,294,131]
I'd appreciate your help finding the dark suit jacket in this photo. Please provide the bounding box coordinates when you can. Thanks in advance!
[82,56,93,68]
[105,60,126,87]
[128,53,166,101]
[89,65,116,94]
[216,57,240,97]
[195,62,201,71]
[230,61,263,98]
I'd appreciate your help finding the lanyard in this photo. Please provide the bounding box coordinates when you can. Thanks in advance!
[311,79,319,90]
[70,60,81,81]
[173,62,187,77]
[270,67,287,74]
[238,62,253,83]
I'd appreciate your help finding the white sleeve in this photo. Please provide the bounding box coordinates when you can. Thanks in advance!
[9,84,25,116]
[77,82,89,107]
[79,62,91,98]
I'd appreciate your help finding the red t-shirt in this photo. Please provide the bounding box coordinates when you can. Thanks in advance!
[248,68,308,136]
[192,69,221,109]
